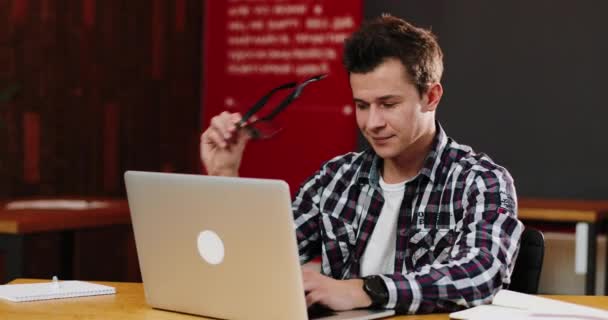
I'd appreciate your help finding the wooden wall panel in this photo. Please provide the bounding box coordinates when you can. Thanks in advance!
[0,0,203,198]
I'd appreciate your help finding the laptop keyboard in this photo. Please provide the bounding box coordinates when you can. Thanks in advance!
[307,303,337,319]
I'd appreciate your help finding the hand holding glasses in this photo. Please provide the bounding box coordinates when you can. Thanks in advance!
[236,74,327,139]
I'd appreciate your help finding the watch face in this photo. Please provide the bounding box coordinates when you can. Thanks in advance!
[364,276,389,305]
[366,276,384,292]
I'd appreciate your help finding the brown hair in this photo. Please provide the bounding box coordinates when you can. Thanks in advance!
[343,14,444,96]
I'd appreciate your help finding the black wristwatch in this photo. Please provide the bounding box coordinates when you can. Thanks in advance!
[362,275,389,308]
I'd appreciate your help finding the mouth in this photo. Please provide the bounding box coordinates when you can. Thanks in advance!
[370,135,394,143]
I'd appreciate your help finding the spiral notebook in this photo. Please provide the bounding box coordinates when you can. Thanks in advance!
[0,281,116,302]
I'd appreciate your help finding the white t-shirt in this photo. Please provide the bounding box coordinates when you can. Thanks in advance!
[359,175,410,277]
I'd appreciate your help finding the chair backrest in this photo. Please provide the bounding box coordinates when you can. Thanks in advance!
[508,227,545,294]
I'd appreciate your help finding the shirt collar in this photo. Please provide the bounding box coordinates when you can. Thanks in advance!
[356,121,449,187]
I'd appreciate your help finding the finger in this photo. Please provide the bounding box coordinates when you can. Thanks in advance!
[302,277,315,292]
[236,130,251,147]
[306,291,327,307]
[199,131,208,160]
[230,112,243,126]
[302,268,315,276]
[222,113,238,139]
[247,114,259,126]
[225,113,242,135]
[205,127,228,149]
[211,113,235,140]
[302,269,325,280]
[302,270,320,292]
[301,268,314,281]
[200,129,210,146]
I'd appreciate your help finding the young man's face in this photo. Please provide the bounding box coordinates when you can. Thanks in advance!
[351,58,438,161]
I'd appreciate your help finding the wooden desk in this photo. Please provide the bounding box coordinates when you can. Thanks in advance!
[518,198,608,295]
[2,279,608,320]
[0,199,131,283]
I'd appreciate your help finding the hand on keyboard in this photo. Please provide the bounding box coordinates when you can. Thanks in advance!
[307,303,336,319]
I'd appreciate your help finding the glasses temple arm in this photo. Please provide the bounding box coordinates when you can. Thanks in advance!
[239,82,296,126]
[259,93,296,121]
[259,75,328,121]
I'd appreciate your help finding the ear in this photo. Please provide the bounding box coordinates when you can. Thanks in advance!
[422,83,443,112]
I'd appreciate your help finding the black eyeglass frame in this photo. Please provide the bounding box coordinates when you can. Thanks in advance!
[236,73,328,139]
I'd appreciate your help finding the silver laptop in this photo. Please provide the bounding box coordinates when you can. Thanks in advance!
[125,171,395,320]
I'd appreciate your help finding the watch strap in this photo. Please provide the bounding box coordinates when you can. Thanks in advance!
[362,275,389,308]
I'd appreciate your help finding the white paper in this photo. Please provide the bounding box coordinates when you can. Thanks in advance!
[4,200,109,211]
[0,281,116,302]
[492,290,608,318]
[449,290,608,320]
[449,304,529,320]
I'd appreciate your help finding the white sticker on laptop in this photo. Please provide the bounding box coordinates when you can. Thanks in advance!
[197,230,225,265]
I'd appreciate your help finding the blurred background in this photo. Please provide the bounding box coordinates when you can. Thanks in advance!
[0,0,606,295]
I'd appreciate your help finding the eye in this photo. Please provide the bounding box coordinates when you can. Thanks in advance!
[382,102,398,108]
[355,102,369,110]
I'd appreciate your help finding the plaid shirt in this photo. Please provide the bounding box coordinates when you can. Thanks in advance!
[292,124,523,314]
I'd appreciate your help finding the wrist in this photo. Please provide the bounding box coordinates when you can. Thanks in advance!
[362,275,389,308]
[208,168,238,177]
[349,279,373,308]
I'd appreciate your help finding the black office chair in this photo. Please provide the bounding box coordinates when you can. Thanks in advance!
[508,227,545,294]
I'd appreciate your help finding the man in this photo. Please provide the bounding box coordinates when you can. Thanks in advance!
[200,14,523,314]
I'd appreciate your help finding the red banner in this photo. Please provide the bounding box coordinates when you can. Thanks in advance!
[202,0,362,195]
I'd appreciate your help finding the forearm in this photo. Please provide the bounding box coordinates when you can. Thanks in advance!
[206,168,238,177]
[379,249,504,314]
[380,216,524,314]
[347,279,373,309]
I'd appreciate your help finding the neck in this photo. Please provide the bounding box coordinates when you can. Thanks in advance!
[382,125,436,184]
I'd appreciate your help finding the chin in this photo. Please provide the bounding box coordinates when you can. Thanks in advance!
[370,145,399,159]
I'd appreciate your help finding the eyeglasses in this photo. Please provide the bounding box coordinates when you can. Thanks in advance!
[236,74,327,139]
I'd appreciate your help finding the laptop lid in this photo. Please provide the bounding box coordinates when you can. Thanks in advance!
[125,171,394,320]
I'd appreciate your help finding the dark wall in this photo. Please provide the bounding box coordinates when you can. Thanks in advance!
[3,0,608,200]
[0,0,202,198]
[0,0,203,282]
[365,1,608,200]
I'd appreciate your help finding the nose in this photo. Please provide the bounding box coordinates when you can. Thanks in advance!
[366,105,386,130]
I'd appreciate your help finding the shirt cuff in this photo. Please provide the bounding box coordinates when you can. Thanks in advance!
[379,274,421,313]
